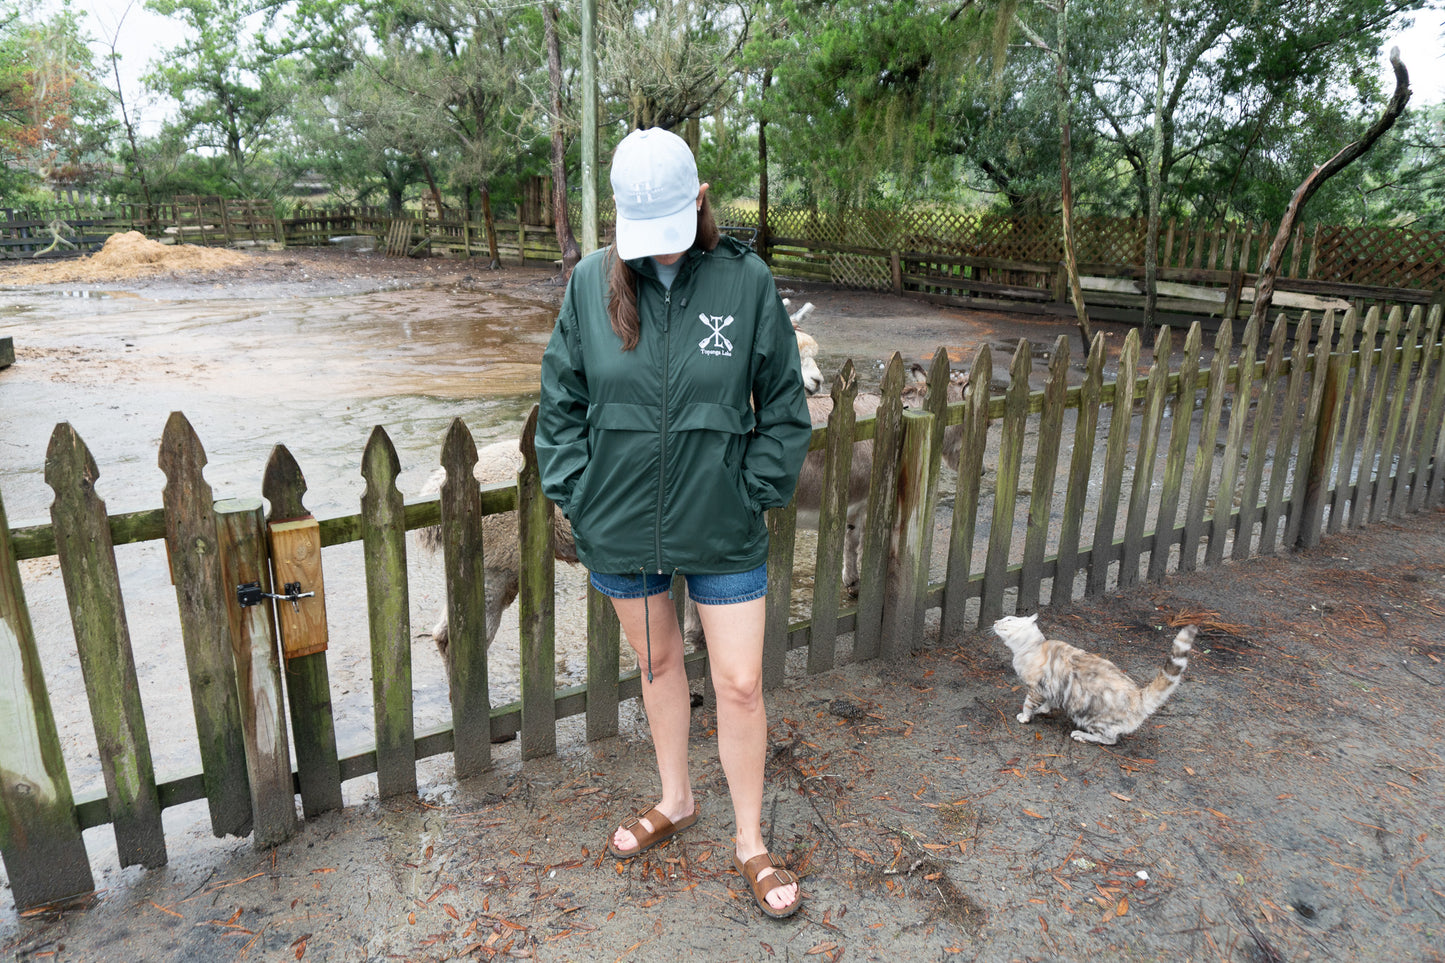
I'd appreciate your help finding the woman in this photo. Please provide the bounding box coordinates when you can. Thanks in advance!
[535,127,812,919]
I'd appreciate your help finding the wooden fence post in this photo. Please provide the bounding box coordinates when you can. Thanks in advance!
[216,497,298,848]
[159,413,253,838]
[262,446,344,818]
[1019,336,1070,610]
[1392,307,1440,514]
[1330,308,1381,533]
[940,345,993,638]
[1286,312,1337,547]
[1180,322,1234,572]
[1260,314,1314,555]
[45,424,167,869]
[360,427,417,797]
[763,498,798,689]
[890,250,902,296]
[586,583,621,741]
[808,361,858,674]
[1149,323,1201,582]
[1410,306,1445,512]
[853,355,904,661]
[882,409,934,660]
[1088,330,1140,593]
[517,406,557,759]
[1353,307,1403,526]
[439,419,492,776]
[0,484,96,911]
[1120,327,1171,589]
[980,340,1031,622]
[1297,313,1351,547]
[1233,316,1289,558]
[1373,306,1423,521]
[1051,334,1104,603]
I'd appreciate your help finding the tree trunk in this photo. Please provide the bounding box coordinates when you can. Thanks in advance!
[480,184,501,269]
[1143,1,1171,337]
[417,154,445,214]
[757,69,773,263]
[1055,0,1092,346]
[545,3,581,278]
[1249,51,1410,328]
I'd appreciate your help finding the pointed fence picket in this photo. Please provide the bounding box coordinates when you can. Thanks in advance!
[3,307,1444,912]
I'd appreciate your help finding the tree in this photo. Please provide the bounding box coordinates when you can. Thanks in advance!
[144,0,298,195]
[0,0,112,203]
[599,0,746,132]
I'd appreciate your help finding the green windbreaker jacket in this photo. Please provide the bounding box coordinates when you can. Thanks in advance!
[535,235,813,575]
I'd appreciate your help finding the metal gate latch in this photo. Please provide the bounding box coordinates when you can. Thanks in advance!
[237,581,316,613]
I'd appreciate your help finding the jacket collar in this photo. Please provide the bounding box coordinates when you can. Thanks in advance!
[623,234,751,281]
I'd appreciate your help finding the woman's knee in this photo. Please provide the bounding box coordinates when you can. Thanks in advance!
[710,667,763,709]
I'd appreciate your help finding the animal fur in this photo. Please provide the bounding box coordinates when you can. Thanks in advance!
[991,614,1195,745]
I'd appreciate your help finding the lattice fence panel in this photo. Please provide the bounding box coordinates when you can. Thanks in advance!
[1312,225,1445,290]
[1076,217,1146,265]
[829,252,892,289]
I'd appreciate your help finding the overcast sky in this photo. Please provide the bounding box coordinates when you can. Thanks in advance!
[59,0,1445,139]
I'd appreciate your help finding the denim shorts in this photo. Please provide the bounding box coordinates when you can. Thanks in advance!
[589,563,768,605]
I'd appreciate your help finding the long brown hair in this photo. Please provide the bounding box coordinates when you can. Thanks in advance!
[607,194,721,351]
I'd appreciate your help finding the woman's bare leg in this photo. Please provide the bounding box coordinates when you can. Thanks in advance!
[609,594,695,852]
[695,597,799,913]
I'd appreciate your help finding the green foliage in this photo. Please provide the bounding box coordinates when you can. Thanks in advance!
[0,0,113,203]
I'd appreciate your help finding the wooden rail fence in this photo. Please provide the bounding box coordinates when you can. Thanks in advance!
[4,298,1442,911]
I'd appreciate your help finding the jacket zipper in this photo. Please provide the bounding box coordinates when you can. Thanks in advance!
[656,288,671,573]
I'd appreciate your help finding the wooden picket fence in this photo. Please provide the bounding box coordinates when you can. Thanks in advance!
[3,290,1444,911]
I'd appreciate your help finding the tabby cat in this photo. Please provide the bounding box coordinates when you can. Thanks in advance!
[992,614,1196,745]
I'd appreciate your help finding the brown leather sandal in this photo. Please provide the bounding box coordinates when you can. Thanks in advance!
[732,852,803,919]
[605,805,699,859]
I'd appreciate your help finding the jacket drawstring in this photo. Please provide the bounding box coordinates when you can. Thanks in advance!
[640,567,681,685]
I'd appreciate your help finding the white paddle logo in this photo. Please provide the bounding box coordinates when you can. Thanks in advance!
[699,313,735,356]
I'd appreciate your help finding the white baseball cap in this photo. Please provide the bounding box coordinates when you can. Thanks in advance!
[610,127,700,261]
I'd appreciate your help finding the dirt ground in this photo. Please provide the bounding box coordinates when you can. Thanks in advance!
[3,249,1443,962]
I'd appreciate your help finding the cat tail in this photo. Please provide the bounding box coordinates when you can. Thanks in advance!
[1140,625,1196,713]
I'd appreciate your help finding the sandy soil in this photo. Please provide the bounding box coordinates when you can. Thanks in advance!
[4,249,1441,962]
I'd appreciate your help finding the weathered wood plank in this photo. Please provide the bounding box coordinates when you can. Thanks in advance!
[763,499,798,688]
[158,413,252,837]
[809,362,857,674]
[1260,314,1313,555]
[911,347,952,632]
[1019,336,1069,610]
[1088,330,1140,594]
[1296,312,1348,547]
[882,410,934,660]
[215,498,298,848]
[1397,307,1442,514]
[45,424,167,869]
[0,484,96,910]
[438,419,491,776]
[1352,307,1403,526]
[1330,307,1380,533]
[939,345,992,638]
[0,335,13,369]
[1120,327,1171,589]
[980,341,1031,622]
[1233,315,1288,559]
[262,446,343,818]
[1410,307,1445,512]
[1149,323,1202,582]
[586,583,621,741]
[1051,334,1104,603]
[853,355,904,660]
[1373,306,1423,520]
[1180,322,1233,572]
[1208,313,1264,562]
[517,406,557,759]
[360,427,417,797]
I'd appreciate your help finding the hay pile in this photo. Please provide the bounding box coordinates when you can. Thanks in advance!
[0,231,256,284]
